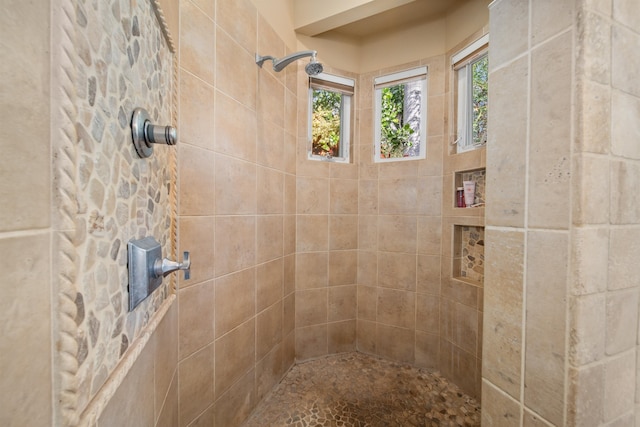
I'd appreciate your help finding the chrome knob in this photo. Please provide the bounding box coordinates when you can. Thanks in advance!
[154,251,191,280]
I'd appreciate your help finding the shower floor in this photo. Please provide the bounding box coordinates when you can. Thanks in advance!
[242,352,480,427]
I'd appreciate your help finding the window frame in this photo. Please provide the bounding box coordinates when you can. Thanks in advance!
[373,66,428,163]
[307,72,355,163]
[452,34,489,154]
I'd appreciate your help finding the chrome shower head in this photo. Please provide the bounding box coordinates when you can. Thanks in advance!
[305,59,323,76]
[255,50,323,75]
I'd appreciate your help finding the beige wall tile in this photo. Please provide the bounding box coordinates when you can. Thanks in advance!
[296,324,328,360]
[378,215,417,253]
[417,176,442,217]
[257,167,284,214]
[453,302,478,356]
[358,144,378,180]
[284,132,297,176]
[609,228,640,291]
[257,71,285,129]
[610,160,640,224]
[215,268,255,338]
[330,179,358,214]
[376,324,414,363]
[573,154,610,225]
[257,258,284,312]
[285,90,297,138]
[329,285,357,322]
[356,319,377,354]
[191,0,214,18]
[377,288,416,329]
[531,0,573,44]
[488,0,529,70]
[427,94,445,137]
[481,379,521,426]
[214,319,255,397]
[257,120,285,172]
[156,371,179,427]
[415,331,439,369]
[178,216,214,286]
[417,216,442,256]
[604,351,636,422]
[612,25,640,97]
[605,289,639,355]
[577,79,611,154]
[358,215,378,251]
[256,345,283,403]
[577,11,611,85]
[328,250,357,286]
[179,280,215,359]
[416,293,439,333]
[570,227,609,295]
[0,234,51,426]
[611,90,640,160]
[329,215,358,250]
[570,293,605,366]
[483,229,524,399]
[178,145,215,216]
[524,231,568,425]
[284,215,296,256]
[529,32,573,230]
[284,175,296,215]
[179,0,215,84]
[283,292,295,335]
[296,288,328,327]
[179,71,215,150]
[214,216,256,277]
[613,0,640,29]
[257,15,285,81]
[214,368,256,427]
[216,27,256,109]
[358,180,378,215]
[2,0,49,233]
[257,301,283,360]
[216,0,256,54]
[328,320,357,353]
[485,57,528,228]
[296,252,328,290]
[215,90,257,162]
[358,284,377,321]
[417,255,441,295]
[441,280,478,308]
[297,176,329,214]
[296,215,328,251]
[178,344,214,426]
[284,253,296,295]
[379,158,419,179]
[523,409,554,427]
[379,178,418,214]
[98,338,155,427]
[256,215,283,263]
[154,302,178,422]
[378,251,417,291]
[215,154,257,215]
[419,135,443,177]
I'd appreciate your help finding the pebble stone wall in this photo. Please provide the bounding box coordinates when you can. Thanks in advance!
[70,0,174,414]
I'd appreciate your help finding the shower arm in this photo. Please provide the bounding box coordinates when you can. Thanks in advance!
[255,50,317,72]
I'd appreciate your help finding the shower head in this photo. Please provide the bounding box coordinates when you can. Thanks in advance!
[305,60,323,76]
[255,50,323,76]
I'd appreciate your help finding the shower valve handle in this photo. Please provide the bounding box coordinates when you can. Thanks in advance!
[154,251,191,280]
[131,107,178,158]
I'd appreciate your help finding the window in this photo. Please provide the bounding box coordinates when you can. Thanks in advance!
[374,67,427,162]
[308,73,354,163]
[452,34,489,154]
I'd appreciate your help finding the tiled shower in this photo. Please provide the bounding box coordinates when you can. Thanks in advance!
[3,0,640,426]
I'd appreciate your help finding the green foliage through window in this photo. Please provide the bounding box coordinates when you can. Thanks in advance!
[311,89,342,157]
[380,84,416,158]
[471,56,488,146]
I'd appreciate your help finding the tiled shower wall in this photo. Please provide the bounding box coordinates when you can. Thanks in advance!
[172,0,297,425]
[483,0,640,425]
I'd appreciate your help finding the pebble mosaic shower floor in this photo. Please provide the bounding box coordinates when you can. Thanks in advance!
[242,352,480,427]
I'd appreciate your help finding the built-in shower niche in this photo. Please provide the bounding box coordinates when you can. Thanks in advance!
[453,225,485,285]
[454,168,485,208]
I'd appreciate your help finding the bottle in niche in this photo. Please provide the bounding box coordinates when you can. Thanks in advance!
[456,187,465,207]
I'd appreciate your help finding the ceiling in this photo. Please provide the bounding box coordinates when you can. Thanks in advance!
[331,0,467,39]
[295,0,470,41]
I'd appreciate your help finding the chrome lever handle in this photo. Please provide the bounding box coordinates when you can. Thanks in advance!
[154,251,191,279]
